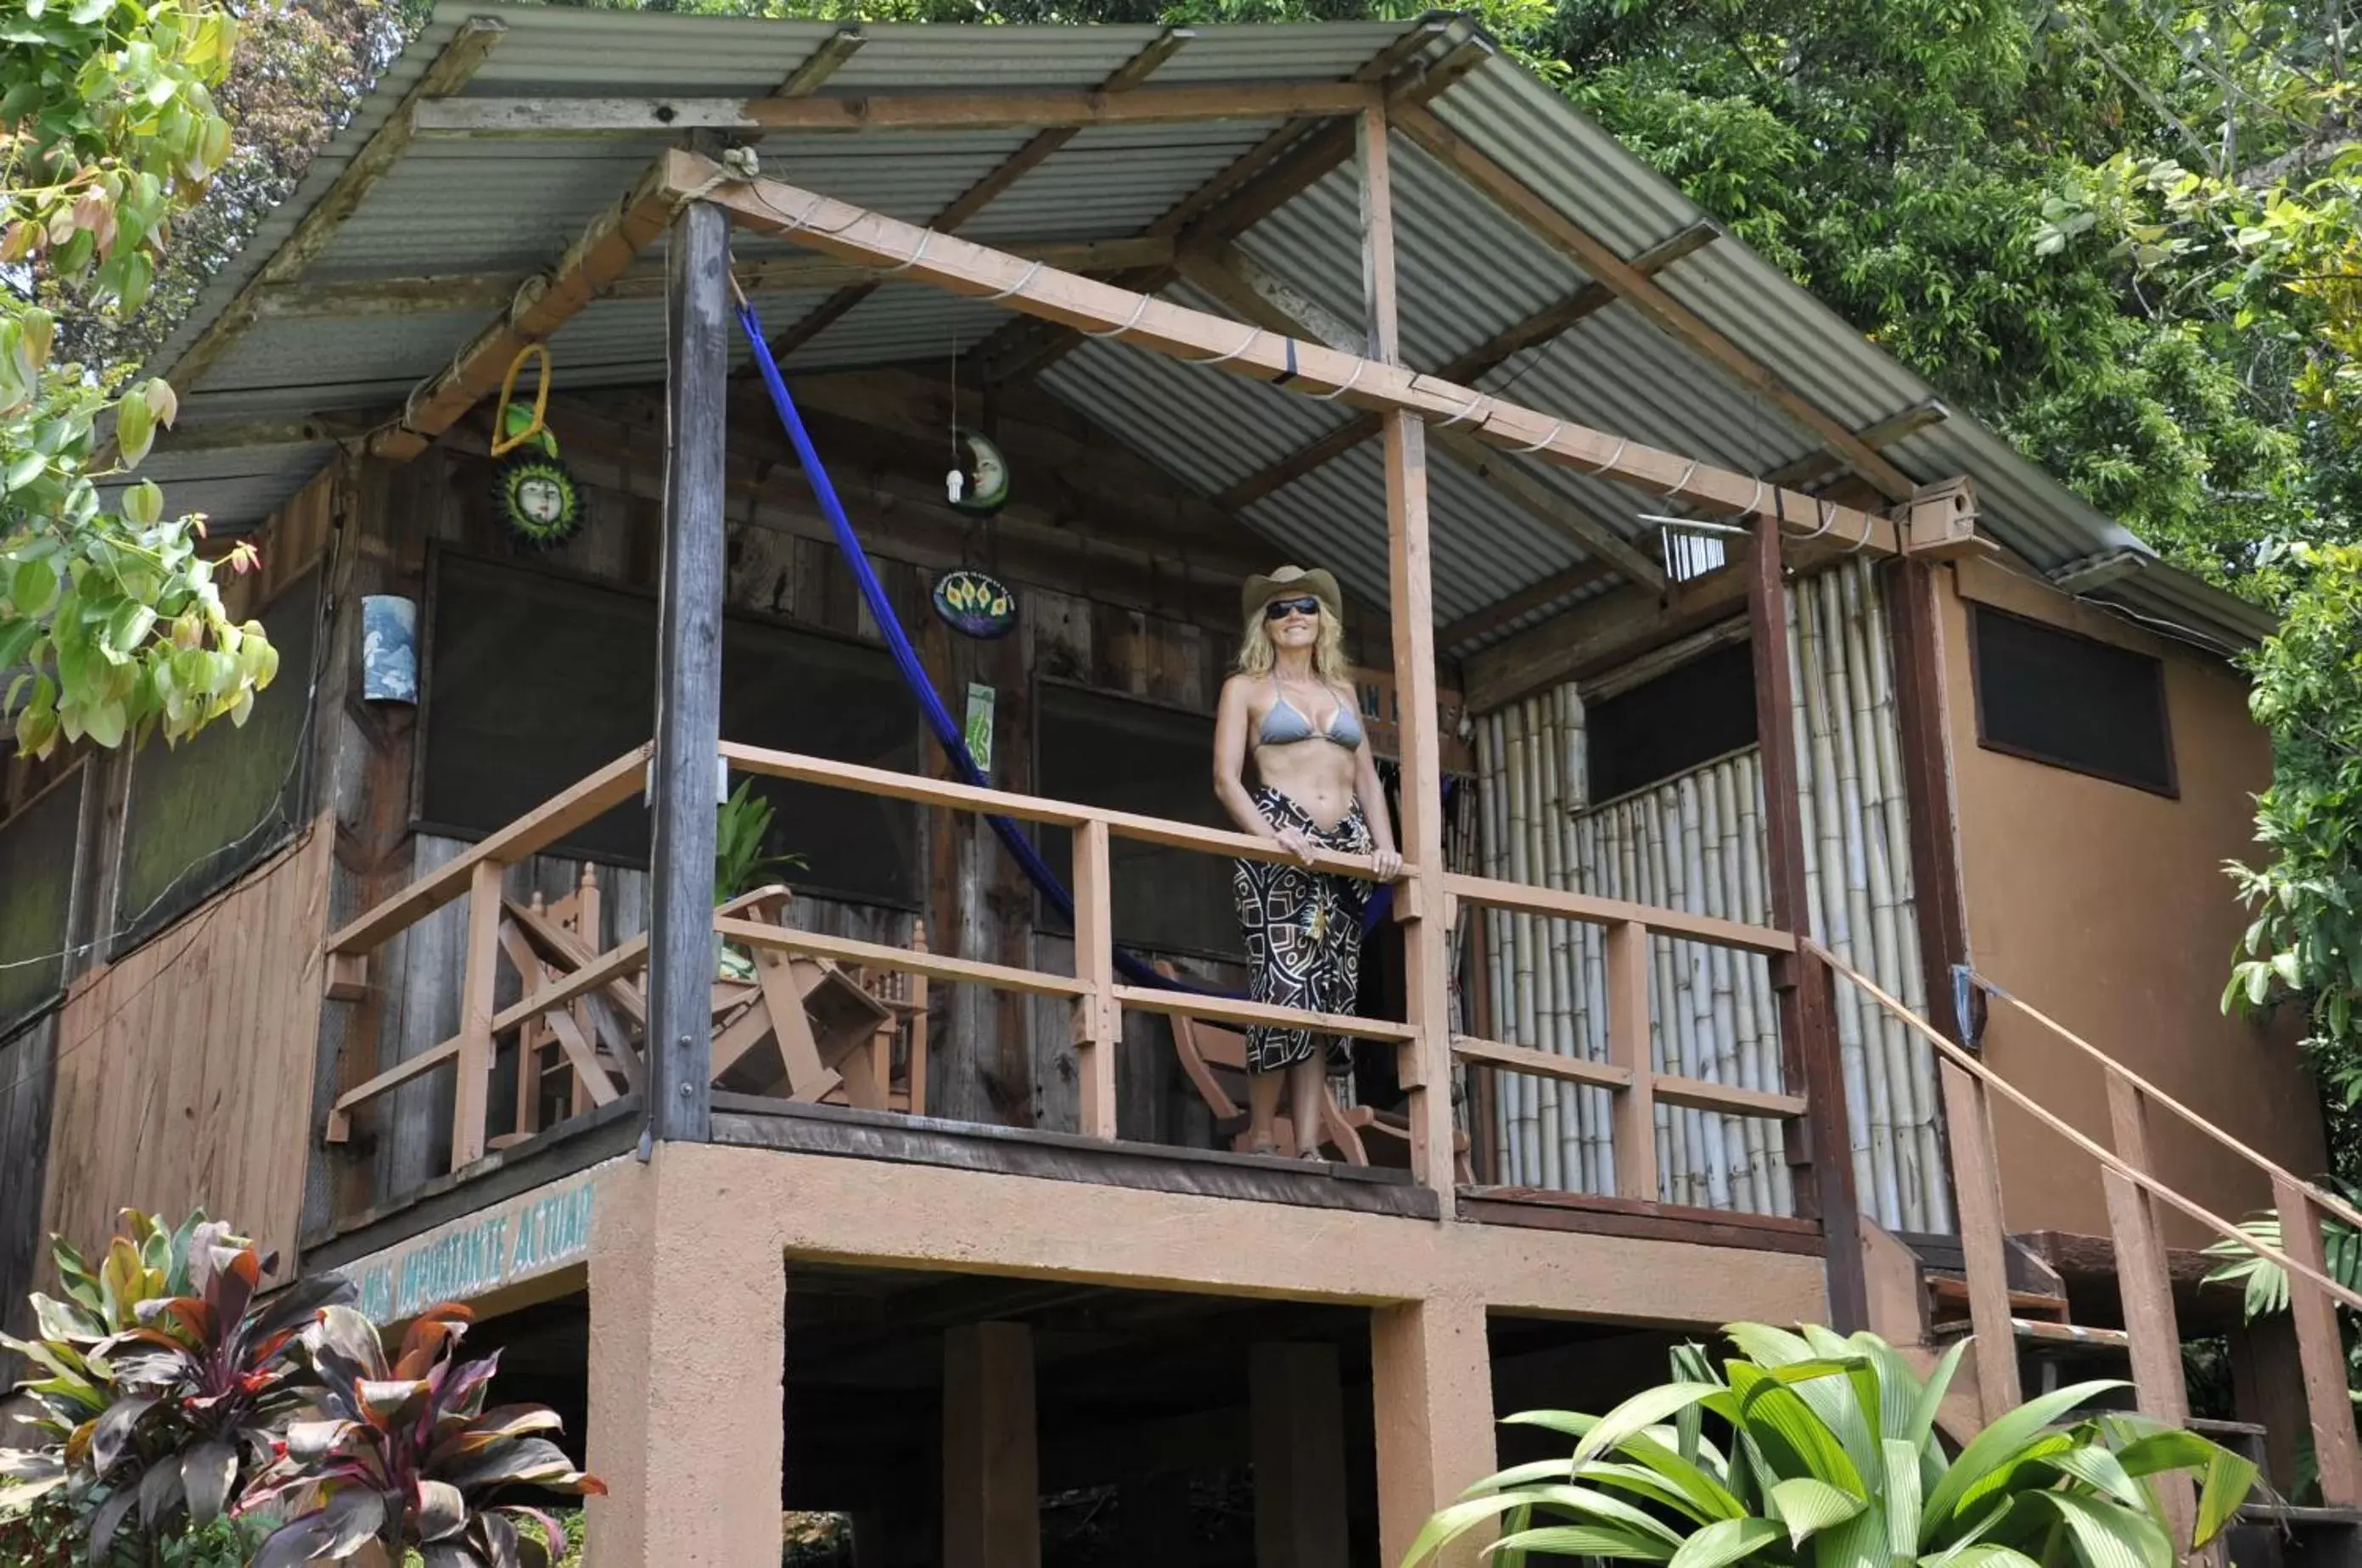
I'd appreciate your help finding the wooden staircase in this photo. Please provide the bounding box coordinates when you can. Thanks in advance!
[1817,944,2362,1566]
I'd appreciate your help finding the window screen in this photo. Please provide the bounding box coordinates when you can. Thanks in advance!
[114,568,319,952]
[419,553,920,907]
[1035,683,1240,959]
[1972,605,2174,795]
[1585,641,1758,803]
[0,775,81,1036]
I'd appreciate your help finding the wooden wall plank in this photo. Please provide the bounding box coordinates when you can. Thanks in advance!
[40,825,331,1273]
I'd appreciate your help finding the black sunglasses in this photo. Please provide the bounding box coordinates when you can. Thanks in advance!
[1264,596,1323,622]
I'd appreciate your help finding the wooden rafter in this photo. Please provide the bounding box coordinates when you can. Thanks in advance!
[253,236,1176,321]
[1177,240,1667,589]
[1391,104,1917,501]
[1433,559,1619,652]
[1214,221,1718,511]
[412,80,1377,137]
[680,154,1925,555]
[156,16,507,395]
[1764,400,1949,488]
[763,27,1192,362]
[775,25,865,98]
[972,27,1492,388]
[369,159,685,459]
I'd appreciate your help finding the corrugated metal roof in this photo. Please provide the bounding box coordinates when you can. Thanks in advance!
[137,1,2266,656]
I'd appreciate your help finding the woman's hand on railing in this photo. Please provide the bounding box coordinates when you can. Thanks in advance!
[1273,825,1317,866]
[1372,846,1402,881]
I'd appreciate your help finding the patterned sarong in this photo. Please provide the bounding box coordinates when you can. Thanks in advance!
[1232,786,1372,1073]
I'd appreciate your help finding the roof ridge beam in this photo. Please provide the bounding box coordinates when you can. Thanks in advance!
[411,79,1376,137]
[678,151,1925,561]
[154,15,508,395]
[1389,104,1918,501]
[1212,219,1719,511]
[762,26,1193,362]
[254,235,1178,321]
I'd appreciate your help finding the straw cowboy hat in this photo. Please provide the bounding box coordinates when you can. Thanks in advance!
[1241,564,1342,624]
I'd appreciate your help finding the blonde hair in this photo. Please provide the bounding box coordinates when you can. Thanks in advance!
[1237,602,1352,689]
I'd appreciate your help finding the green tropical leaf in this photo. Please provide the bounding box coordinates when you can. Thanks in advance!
[1922,1381,2128,1531]
[1766,1476,1865,1547]
[2038,1489,2171,1568]
[1491,1524,1677,1560]
[1666,1516,1783,1568]
[1574,1384,1734,1467]
[1882,1437,1922,1554]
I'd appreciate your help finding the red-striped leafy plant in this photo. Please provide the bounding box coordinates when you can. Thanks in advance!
[82,1240,351,1562]
[241,1302,603,1568]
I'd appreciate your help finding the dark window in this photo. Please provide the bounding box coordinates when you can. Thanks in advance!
[1972,605,2174,795]
[1585,641,1758,802]
[115,568,320,952]
[419,553,920,907]
[1035,683,1240,960]
[0,774,81,1037]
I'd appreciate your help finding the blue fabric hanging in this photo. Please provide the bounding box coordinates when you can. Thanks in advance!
[734,301,1390,994]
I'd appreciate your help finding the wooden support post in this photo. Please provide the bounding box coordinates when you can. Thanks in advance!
[450,859,504,1170]
[1881,552,1981,1248]
[645,197,731,1145]
[2271,1173,2362,1506]
[945,1322,1041,1568]
[1361,104,1455,1210]
[1938,1061,2022,1420]
[1371,1296,1494,1568]
[1748,515,1868,1330]
[1251,1343,1349,1568]
[2101,1073,2197,1552]
[1071,818,1119,1140]
[1602,920,1658,1200]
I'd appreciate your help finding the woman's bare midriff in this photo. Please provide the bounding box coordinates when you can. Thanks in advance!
[1249,700,1360,829]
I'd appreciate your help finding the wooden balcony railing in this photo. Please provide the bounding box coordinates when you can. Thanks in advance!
[319,742,1423,1175]
[1816,943,2362,1513]
[1443,872,1808,1199]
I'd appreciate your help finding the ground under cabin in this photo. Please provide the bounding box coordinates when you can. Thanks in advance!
[0,6,2350,1564]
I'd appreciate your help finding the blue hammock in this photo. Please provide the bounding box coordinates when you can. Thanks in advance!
[738,303,1405,993]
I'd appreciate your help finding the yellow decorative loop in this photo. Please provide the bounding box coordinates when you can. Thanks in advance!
[491,343,553,458]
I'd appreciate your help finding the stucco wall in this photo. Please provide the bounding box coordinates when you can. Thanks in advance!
[1939,560,2324,1241]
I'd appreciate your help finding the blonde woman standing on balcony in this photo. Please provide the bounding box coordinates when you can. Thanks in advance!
[1213,565,1402,1159]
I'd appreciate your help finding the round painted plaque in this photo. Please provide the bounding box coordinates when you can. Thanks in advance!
[933,569,1017,639]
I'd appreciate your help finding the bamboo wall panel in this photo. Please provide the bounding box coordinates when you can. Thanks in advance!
[1478,561,1950,1229]
[42,824,333,1273]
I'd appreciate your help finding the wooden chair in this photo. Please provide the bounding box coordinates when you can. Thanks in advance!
[1154,962,1473,1179]
[490,875,929,1142]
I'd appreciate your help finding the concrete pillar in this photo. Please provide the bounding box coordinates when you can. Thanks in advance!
[1372,1295,1495,1568]
[584,1155,785,1566]
[1252,1342,1349,1568]
[945,1321,1041,1568]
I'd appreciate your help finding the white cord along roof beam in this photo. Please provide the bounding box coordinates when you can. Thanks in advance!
[677,150,1962,559]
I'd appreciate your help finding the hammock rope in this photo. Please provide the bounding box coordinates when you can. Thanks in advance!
[739,300,1319,993]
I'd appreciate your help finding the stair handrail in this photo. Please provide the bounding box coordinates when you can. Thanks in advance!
[1807,940,2362,1315]
[1969,971,2362,1244]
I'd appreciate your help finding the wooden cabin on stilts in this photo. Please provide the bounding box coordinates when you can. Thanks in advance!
[0,7,2353,1563]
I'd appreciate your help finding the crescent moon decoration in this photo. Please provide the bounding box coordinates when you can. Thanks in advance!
[933,568,1018,640]
[947,428,1010,516]
[495,454,586,549]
